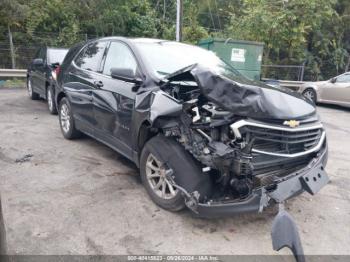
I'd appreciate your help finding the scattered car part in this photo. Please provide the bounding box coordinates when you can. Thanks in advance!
[271,204,305,262]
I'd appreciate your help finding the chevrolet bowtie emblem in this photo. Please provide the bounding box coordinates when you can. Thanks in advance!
[283,120,300,128]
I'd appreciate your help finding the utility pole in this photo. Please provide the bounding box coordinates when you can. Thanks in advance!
[8,25,16,69]
[176,0,183,42]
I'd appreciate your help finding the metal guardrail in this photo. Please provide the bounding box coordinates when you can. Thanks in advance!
[262,78,305,91]
[278,80,305,91]
[0,69,27,78]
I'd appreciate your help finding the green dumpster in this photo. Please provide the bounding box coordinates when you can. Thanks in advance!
[198,38,264,80]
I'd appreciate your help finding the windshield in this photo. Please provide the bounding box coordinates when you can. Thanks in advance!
[48,48,68,64]
[134,41,243,80]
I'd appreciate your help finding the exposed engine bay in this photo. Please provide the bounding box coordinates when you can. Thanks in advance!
[145,64,328,213]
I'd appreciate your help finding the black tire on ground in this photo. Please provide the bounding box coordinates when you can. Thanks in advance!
[140,135,213,212]
[27,77,39,100]
[58,97,81,139]
[47,85,58,115]
[302,88,317,104]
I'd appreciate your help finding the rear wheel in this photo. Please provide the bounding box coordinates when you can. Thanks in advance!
[27,77,39,100]
[58,97,81,139]
[47,86,57,115]
[302,88,317,104]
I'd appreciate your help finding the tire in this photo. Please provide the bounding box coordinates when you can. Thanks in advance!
[140,135,212,212]
[302,88,317,104]
[47,85,57,115]
[27,77,39,100]
[58,97,81,139]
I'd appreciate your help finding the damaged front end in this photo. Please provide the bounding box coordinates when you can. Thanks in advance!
[141,64,329,217]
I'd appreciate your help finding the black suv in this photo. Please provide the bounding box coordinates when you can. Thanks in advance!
[27,47,68,114]
[55,37,328,217]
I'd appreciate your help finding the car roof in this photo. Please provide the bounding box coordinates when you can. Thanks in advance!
[47,47,69,51]
[90,36,174,44]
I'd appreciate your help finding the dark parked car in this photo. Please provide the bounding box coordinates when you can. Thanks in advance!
[55,37,329,217]
[27,47,68,114]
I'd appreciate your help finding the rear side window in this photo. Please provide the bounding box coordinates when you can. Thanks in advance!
[75,41,107,72]
[48,49,68,64]
[102,41,138,76]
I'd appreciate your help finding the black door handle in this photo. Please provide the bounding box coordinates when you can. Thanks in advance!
[93,80,104,89]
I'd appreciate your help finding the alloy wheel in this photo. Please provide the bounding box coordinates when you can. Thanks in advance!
[47,89,53,111]
[303,90,315,103]
[60,103,71,133]
[145,154,177,200]
[28,79,33,97]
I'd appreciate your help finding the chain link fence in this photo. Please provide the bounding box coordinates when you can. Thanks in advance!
[0,31,97,70]
[261,64,305,81]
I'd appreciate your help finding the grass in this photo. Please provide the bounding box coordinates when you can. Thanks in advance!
[0,78,26,88]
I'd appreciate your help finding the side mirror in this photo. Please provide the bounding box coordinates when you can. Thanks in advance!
[330,77,336,83]
[33,58,44,66]
[110,67,142,85]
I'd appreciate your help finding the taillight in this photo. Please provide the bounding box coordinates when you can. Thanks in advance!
[52,66,60,80]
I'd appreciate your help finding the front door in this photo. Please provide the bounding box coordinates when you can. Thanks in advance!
[92,41,139,159]
[320,73,350,106]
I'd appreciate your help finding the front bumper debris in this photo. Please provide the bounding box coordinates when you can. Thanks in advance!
[271,204,305,262]
[190,143,328,218]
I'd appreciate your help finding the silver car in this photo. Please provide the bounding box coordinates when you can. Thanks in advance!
[300,72,350,107]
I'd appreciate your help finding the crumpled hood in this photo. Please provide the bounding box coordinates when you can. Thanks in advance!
[165,64,316,120]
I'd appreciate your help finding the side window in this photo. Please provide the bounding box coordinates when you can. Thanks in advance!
[102,41,138,76]
[75,41,107,72]
[336,74,350,83]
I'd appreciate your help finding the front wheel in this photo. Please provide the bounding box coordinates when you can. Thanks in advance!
[47,86,57,115]
[302,88,317,104]
[140,143,185,211]
[58,97,81,139]
[140,135,213,212]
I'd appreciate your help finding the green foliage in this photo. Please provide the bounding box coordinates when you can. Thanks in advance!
[0,0,349,79]
[226,0,348,80]
[183,2,209,43]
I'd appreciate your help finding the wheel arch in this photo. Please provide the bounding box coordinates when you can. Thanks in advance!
[56,91,66,108]
[137,120,157,153]
[302,87,318,103]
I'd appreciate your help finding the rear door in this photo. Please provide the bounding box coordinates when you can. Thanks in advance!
[64,40,108,134]
[36,47,48,96]
[92,41,139,159]
[320,73,350,106]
